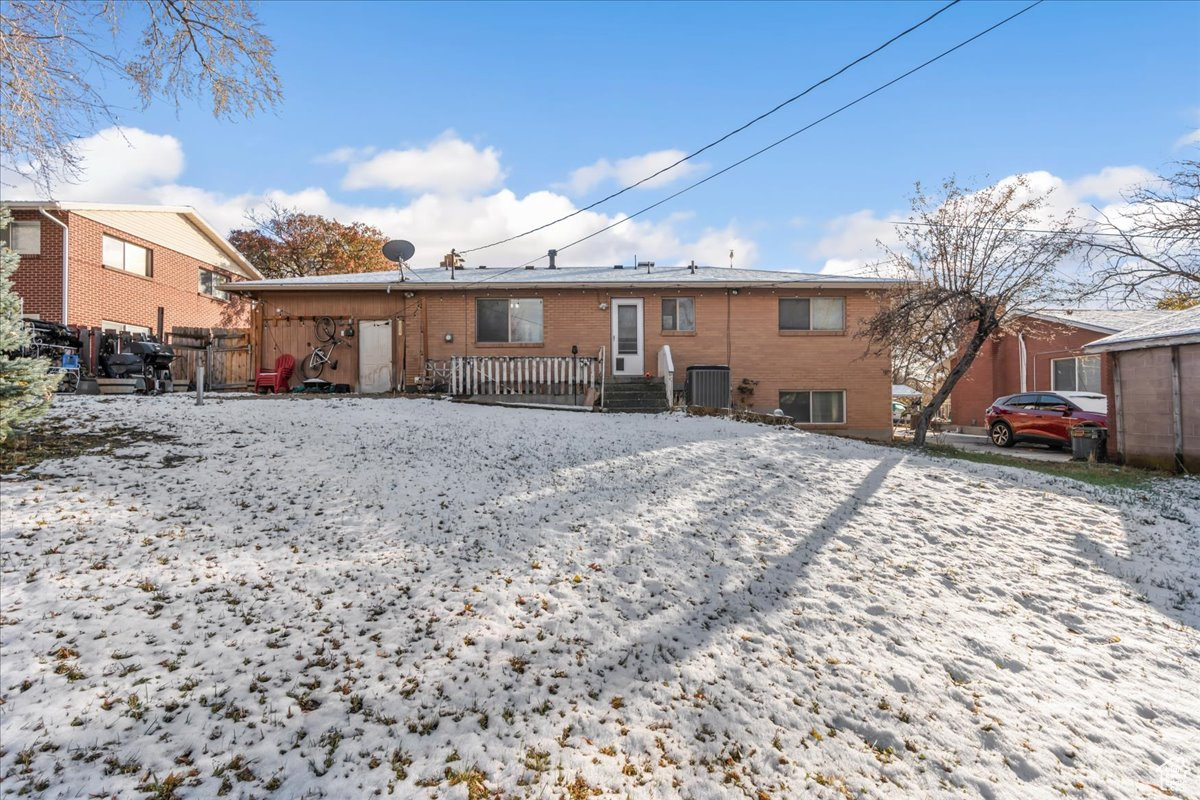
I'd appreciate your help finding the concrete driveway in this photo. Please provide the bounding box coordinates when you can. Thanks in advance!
[925,431,1074,463]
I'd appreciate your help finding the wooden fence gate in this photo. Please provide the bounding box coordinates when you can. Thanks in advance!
[168,328,253,390]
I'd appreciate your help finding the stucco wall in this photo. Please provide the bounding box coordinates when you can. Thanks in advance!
[1113,343,1199,471]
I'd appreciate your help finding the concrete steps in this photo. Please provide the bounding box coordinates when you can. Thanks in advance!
[603,378,670,413]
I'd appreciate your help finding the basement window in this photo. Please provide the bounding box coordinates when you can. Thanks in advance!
[1051,355,1101,393]
[779,297,844,331]
[2,220,41,255]
[780,390,846,424]
[661,297,696,332]
[102,235,151,276]
[476,298,543,343]
[199,268,228,301]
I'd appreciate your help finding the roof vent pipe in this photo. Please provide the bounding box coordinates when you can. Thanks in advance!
[548,249,557,269]
[689,259,696,275]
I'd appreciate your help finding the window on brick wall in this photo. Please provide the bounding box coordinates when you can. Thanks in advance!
[1051,355,1101,392]
[780,390,846,423]
[779,297,844,331]
[2,221,41,255]
[102,235,151,276]
[661,297,695,332]
[476,298,543,343]
[198,268,228,300]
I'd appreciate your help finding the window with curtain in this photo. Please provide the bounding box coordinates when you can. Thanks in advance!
[779,390,846,423]
[661,297,695,332]
[198,269,228,300]
[1051,355,1101,393]
[102,235,151,276]
[476,298,543,343]
[3,221,40,255]
[779,297,844,331]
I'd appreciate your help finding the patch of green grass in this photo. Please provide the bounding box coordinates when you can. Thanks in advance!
[920,444,1164,489]
[1,418,178,475]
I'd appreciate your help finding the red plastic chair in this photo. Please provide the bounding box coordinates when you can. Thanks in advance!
[255,354,295,394]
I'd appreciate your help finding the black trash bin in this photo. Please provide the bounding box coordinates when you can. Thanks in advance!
[1070,425,1106,461]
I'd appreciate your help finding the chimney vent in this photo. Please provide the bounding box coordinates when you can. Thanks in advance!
[613,264,624,270]
[548,249,557,269]
[524,265,536,270]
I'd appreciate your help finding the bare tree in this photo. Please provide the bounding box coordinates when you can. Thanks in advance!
[1081,160,1200,304]
[1,0,281,191]
[860,175,1080,447]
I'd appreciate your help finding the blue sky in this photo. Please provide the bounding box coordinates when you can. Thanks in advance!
[18,0,1200,272]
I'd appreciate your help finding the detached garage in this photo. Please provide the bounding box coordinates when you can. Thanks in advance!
[1085,307,1200,472]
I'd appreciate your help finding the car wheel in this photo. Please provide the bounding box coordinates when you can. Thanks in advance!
[990,421,1015,448]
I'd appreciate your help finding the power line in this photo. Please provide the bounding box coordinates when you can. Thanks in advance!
[457,0,963,256]
[542,1,1045,263]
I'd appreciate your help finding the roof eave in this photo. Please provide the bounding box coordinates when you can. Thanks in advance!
[1020,312,1121,335]
[1084,333,1200,353]
[226,278,900,293]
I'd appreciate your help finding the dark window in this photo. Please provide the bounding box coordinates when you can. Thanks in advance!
[780,390,845,423]
[661,297,695,332]
[198,269,227,300]
[779,297,844,331]
[476,298,543,343]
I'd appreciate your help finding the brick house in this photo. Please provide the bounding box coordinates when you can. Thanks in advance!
[229,263,899,439]
[3,201,260,334]
[1084,307,1200,472]
[948,308,1176,431]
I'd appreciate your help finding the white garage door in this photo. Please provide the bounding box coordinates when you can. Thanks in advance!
[358,320,393,393]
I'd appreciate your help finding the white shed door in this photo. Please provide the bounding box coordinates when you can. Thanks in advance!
[358,320,393,393]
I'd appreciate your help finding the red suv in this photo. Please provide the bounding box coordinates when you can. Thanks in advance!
[985,392,1107,448]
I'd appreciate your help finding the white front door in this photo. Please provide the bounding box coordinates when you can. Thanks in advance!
[358,320,393,393]
[610,298,644,375]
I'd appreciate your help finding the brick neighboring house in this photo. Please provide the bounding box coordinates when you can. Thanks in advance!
[3,201,260,334]
[949,308,1177,431]
[1085,307,1200,472]
[229,263,899,439]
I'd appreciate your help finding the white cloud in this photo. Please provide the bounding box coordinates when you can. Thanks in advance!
[340,132,504,194]
[1174,128,1200,150]
[2,127,185,202]
[565,150,703,196]
[9,126,756,270]
[314,145,377,165]
[808,166,1159,275]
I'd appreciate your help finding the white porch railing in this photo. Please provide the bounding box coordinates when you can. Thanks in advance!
[657,344,675,408]
[450,354,601,398]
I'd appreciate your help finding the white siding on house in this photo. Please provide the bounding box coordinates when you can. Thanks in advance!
[72,209,255,278]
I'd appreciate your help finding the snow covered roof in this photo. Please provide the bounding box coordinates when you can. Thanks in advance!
[1021,308,1176,334]
[228,264,899,292]
[3,200,262,279]
[1084,306,1200,352]
[892,384,922,398]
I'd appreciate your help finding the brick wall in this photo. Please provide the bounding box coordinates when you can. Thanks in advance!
[8,209,249,330]
[252,283,893,438]
[949,319,1112,429]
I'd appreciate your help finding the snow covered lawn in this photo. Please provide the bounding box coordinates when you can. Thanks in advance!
[2,395,1198,800]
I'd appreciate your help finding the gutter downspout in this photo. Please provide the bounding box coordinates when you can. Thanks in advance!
[39,209,68,324]
[1018,333,1027,392]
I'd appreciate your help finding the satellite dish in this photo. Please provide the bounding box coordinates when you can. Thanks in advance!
[382,239,415,263]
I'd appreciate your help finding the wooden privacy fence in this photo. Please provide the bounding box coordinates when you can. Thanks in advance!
[450,355,600,398]
[167,327,252,390]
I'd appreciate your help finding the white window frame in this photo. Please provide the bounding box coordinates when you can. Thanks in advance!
[661,297,696,332]
[779,297,845,331]
[3,220,41,255]
[199,268,228,301]
[101,320,152,335]
[1051,355,1101,393]
[475,298,544,344]
[102,234,151,276]
[779,389,847,424]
